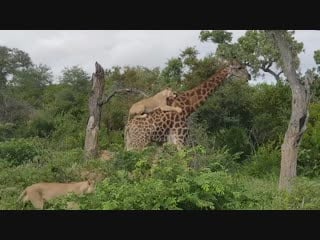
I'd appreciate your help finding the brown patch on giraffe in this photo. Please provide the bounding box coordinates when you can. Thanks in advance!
[184,99,190,105]
[193,102,200,108]
[207,82,213,88]
[157,129,164,135]
[201,88,207,95]
[196,88,202,95]
[202,82,208,88]
[161,122,167,128]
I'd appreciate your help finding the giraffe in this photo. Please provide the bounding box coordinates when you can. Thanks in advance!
[124,60,251,151]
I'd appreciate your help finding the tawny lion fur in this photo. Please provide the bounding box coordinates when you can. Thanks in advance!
[18,180,95,210]
[128,87,182,120]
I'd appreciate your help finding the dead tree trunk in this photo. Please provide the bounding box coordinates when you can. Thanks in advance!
[84,62,105,160]
[267,31,314,190]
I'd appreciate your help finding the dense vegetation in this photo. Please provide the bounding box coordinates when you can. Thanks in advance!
[1,31,320,210]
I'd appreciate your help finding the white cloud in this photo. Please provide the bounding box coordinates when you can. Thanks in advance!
[0,30,318,83]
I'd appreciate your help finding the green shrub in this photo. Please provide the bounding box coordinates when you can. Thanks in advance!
[215,127,252,160]
[225,174,279,210]
[75,147,235,210]
[0,123,16,141]
[50,113,86,150]
[0,138,44,166]
[298,102,320,177]
[99,129,124,151]
[242,142,280,177]
[26,113,55,138]
[272,177,320,210]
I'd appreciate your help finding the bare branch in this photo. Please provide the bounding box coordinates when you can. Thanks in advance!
[100,88,149,106]
[261,66,282,82]
[277,70,283,77]
[266,61,273,70]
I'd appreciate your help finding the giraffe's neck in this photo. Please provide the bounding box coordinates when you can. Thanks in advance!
[171,67,230,117]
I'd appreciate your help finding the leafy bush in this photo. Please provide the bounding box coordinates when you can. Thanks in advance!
[0,138,44,166]
[242,142,280,177]
[26,112,55,138]
[99,129,124,151]
[298,102,320,177]
[0,123,16,141]
[50,113,86,150]
[74,147,236,210]
[272,177,320,210]
[215,127,252,159]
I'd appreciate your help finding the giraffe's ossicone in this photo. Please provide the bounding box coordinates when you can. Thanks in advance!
[124,60,251,151]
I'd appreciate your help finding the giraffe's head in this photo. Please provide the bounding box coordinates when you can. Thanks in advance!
[227,60,251,81]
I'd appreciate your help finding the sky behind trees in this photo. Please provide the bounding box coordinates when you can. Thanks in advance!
[0,30,319,83]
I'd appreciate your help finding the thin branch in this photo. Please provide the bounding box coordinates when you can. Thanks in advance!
[100,88,149,106]
[277,70,283,77]
[266,61,273,70]
[261,65,282,82]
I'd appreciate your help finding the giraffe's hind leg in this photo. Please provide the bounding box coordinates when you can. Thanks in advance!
[167,126,188,150]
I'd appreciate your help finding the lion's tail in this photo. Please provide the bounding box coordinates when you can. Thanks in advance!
[17,189,26,202]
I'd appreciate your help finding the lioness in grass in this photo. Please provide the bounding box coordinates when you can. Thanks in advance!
[18,180,95,210]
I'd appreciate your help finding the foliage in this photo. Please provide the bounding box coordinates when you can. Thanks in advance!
[298,102,320,177]
[314,50,320,71]
[242,142,281,178]
[10,64,53,108]
[0,33,320,210]
[0,138,45,166]
[59,66,90,93]
[71,146,236,210]
[200,30,304,82]
[0,45,33,88]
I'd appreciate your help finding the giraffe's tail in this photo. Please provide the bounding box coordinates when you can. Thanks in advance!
[124,124,130,150]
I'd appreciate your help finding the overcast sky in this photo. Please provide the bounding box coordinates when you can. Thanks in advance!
[0,30,319,83]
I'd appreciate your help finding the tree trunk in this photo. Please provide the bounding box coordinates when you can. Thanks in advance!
[84,62,105,160]
[267,31,313,191]
[280,85,307,190]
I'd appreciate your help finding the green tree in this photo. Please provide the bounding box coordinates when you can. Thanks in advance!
[200,30,304,82]
[42,66,90,118]
[0,46,34,123]
[311,50,320,101]
[160,58,183,87]
[60,66,90,93]
[11,64,53,108]
[0,46,33,88]
[314,50,320,67]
